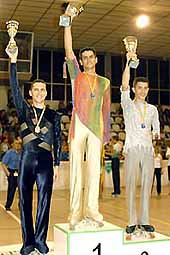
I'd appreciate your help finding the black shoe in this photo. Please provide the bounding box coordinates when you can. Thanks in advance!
[125,225,137,234]
[139,224,155,232]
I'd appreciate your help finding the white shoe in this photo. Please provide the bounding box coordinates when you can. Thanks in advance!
[28,251,37,255]
[34,248,48,255]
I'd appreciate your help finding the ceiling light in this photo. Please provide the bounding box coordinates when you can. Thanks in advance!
[136,14,150,28]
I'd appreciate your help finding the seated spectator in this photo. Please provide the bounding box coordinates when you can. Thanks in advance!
[0,137,10,160]
[61,134,69,160]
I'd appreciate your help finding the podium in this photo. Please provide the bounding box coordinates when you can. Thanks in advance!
[54,221,170,255]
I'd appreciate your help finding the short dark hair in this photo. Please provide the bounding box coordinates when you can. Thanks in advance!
[133,77,149,88]
[30,79,46,90]
[79,47,96,60]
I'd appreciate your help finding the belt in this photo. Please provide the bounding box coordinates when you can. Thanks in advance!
[8,168,18,172]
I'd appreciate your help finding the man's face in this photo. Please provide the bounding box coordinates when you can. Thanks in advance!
[134,82,149,101]
[12,140,22,151]
[29,82,47,105]
[80,50,97,71]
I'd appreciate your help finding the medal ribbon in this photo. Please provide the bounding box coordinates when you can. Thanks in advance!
[32,105,46,131]
[85,72,97,97]
[135,101,147,126]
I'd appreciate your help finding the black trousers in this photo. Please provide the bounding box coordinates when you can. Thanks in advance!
[111,157,120,195]
[153,168,162,194]
[18,148,53,255]
[5,171,18,209]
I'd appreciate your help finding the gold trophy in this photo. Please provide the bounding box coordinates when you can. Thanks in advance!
[6,20,19,53]
[123,36,139,69]
[59,2,84,27]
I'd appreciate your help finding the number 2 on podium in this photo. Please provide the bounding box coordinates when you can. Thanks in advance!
[93,243,101,255]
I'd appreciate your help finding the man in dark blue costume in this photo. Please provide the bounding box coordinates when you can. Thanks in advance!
[6,44,61,255]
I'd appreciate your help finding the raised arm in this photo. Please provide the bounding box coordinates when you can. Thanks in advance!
[64,7,75,60]
[64,26,74,60]
[122,52,136,90]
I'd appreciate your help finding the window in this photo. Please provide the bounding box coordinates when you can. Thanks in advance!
[160,91,170,105]
[39,50,51,82]
[160,60,170,89]
[148,90,158,105]
[148,59,158,88]
[53,85,64,100]
[111,88,120,103]
[30,49,37,81]
[111,55,122,86]
[96,55,104,76]
[136,58,147,77]
[53,51,65,83]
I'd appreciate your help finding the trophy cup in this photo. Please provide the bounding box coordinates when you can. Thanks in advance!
[123,36,139,69]
[6,20,19,53]
[59,2,84,27]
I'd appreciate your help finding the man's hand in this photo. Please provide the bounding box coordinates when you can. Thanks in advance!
[5,43,18,63]
[126,52,137,65]
[53,165,59,181]
[65,4,76,22]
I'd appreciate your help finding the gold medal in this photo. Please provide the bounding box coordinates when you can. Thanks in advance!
[35,125,41,133]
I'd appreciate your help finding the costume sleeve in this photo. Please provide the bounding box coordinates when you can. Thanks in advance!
[120,86,133,118]
[152,106,160,138]
[102,80,111,143]
[53,112,62,166]
[66,57,80,105]
[10,63,28,120]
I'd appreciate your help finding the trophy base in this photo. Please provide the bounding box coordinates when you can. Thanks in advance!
[59,15,71,27]
[129,59,139,69]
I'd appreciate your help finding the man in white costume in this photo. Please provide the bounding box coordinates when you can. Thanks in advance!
[121,52,160,236]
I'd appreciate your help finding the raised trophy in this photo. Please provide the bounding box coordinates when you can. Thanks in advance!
[59,2,84,27]
[6,20,19,53]
[123,36,139,69]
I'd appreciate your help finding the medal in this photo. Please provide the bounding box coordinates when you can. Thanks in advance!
[32,105,46,134]
[85,72,97,100]
[90,92,95,99]
[134,101,147,129]
[35,125,41,133]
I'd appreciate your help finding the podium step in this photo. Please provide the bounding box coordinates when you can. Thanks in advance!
[54,221,170,255]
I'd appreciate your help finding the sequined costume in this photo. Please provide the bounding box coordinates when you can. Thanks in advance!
[9,63,61,255]
[67,57,110,227]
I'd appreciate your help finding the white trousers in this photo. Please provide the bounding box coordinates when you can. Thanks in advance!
[125,146,154,226]
[69,114,103,224]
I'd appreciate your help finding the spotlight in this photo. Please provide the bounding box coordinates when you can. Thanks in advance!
[136,14,150,28]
